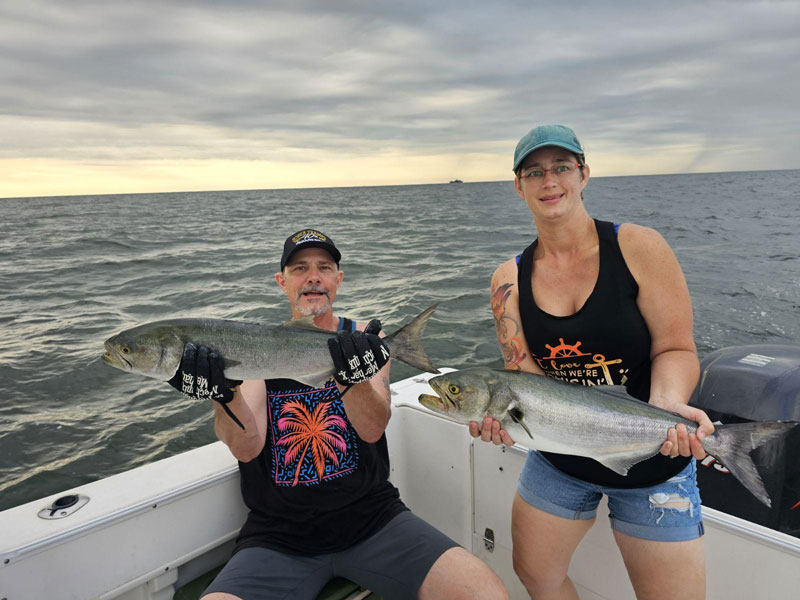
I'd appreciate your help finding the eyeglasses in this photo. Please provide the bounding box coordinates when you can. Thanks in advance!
[519,162,581,180]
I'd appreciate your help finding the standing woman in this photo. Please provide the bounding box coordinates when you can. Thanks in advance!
[473,125,715,600]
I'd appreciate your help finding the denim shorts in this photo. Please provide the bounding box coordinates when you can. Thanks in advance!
[202,510,458,600]
[517,451,704,542]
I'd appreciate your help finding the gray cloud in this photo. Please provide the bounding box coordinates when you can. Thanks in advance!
[1,0,798,170]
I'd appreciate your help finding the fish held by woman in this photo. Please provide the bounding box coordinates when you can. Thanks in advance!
[419,367,798,507]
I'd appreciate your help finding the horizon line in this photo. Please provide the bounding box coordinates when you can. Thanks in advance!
[1,166,796,202]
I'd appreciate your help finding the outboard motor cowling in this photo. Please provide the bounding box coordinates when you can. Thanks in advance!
[690,344,800,537]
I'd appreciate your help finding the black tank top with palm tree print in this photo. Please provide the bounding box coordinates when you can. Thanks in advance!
[234,318,406,556]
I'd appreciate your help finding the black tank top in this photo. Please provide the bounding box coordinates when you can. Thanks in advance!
[234,318,407,555]
[517,219,690,487]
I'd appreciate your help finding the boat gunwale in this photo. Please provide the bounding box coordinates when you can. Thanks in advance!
[0,460,240,564]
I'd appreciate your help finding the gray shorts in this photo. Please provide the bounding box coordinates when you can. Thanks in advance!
[202,510,459,600]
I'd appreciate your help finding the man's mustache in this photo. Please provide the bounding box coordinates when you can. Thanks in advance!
[297,285,330,299]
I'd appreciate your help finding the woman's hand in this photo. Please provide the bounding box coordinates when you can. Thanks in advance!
[469,417,515,446]
[655,402,714,460]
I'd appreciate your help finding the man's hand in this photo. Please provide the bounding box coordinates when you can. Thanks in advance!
[656,403,714,460]
[328,320,390,385]
[167,343,244,428]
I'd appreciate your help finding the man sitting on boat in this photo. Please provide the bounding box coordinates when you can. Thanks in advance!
[167,228,507,600]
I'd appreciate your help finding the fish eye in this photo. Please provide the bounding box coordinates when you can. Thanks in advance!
[448,385,459,394]
[121,346,130,354]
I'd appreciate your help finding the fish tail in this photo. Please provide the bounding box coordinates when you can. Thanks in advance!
[702,420,799,507]
[385,304,440,374]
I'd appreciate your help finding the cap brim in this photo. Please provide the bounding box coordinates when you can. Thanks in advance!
[281,242,341,269]
[513,142,584,172]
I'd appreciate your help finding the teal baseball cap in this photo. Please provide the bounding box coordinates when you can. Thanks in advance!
[513,125,584,172]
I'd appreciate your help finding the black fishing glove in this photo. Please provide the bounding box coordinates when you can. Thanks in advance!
[167,343,245,429]
[328,319,390,386]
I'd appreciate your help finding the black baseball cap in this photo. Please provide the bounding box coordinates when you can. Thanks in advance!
[280,229,342,270]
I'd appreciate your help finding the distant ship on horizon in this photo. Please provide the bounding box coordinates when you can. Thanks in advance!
[449,178,463,184]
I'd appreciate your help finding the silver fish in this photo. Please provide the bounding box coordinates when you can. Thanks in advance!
[103,304,439,387]
[419,367,798,507]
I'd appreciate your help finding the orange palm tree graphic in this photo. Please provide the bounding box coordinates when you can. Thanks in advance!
[275,400,348,487]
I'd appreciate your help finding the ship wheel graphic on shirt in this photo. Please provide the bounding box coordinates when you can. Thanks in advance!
[544,338,587,358]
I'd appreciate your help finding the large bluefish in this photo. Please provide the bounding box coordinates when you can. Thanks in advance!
[103,305,439,386]
[419,367,798,507]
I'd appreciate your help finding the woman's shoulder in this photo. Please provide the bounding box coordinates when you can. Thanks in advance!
[492,257,519,285]
[616,222,680,283]
[617,222,671,254]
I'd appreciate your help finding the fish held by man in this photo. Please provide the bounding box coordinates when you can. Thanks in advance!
[103,304,440,387]
[419,367,799,507]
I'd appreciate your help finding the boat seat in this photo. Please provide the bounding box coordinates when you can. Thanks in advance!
[173,565,379,599]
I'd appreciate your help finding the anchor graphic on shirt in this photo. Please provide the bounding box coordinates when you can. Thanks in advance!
[586,354,622,385]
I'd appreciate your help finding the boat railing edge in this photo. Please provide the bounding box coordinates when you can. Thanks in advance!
[701,505,800,557]
[1,458,241,564]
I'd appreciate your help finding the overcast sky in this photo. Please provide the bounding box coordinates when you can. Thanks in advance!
[1,0,798,197]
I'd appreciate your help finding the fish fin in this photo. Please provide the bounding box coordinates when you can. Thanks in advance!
[594,446,648,476]
[701,421,800,507]
[293,371,335,388]
[595,447,662,476]
[595,456,636,476]
[507,406,534,440]
[384,304,440,374]
[281,316,331,333]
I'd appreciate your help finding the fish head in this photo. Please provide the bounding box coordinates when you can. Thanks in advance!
[102,322,184,380]
[419,368,494,423]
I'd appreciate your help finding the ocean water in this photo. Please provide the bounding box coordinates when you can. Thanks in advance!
[1,170,798,511]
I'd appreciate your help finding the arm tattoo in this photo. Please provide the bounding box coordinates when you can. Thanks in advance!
[380,372,390,396]
[491,282,527,370]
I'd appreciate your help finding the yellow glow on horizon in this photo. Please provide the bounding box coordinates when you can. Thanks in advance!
[0,138,733,199]
[0,154,514,199]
